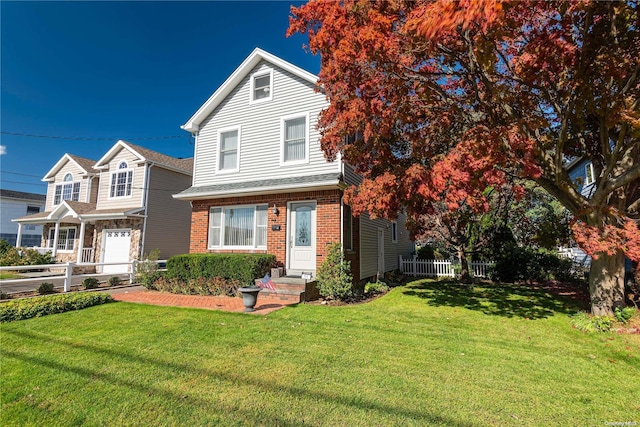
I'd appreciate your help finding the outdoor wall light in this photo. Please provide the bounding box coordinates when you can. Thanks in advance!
[272,204,279,216]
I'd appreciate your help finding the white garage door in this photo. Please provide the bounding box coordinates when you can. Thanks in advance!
[102,229,131,274]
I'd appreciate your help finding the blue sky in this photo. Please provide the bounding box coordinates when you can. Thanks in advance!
[1,1,318,194]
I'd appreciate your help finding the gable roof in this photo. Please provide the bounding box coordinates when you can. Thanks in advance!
[0,189,46,202]
[42,153,98,181]
[94,140,193,175]
[181,48,320,133]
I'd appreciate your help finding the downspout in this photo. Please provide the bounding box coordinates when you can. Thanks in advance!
[191,131,198,186]
[139,162,154,258]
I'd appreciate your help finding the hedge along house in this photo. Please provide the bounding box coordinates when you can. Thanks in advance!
[174,48,414,299]
[13,141,193,274]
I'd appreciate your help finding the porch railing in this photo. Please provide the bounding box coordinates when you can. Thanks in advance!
[81,248,94,263]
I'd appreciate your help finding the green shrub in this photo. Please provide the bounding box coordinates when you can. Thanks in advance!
[0,247,54,267]
[0,239,12,257]
[166,253,275,287]
[136,249,161,289]
[108,276,121,287]
[37,282,55,295]
[0,292,114,322]
[571,312,615,332]
[364,281,389,295]
[614,306,636,324]
[491,247,576,283]
[82,277,100,289]
[152,276,239,297]
[316,243,353,301]
[1,291,11,300]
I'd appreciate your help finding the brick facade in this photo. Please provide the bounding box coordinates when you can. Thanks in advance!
[190,189,360,279]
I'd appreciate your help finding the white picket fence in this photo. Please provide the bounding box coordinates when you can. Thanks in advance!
[399,256,493,278]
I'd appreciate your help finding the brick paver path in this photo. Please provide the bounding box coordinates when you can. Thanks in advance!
[110,287,287,315]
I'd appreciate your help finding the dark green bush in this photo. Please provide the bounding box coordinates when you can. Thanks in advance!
[82,277,100,289]
[108,276,121,287]
[37,282,55,295]
[0,247,54,267]
[491,247,576,283]
[152,276,240,297]
[364,280,389,295]
[0,239,11,257]
[0,293,114,322]
[166,253,275,287]
[316,243,353,301]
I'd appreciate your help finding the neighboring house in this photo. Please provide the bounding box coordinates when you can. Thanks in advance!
[174,48,414,282]
[13,141,193,273]
[0,189,46,247]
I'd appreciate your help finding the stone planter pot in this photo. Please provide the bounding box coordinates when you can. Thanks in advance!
[238,286,262,312]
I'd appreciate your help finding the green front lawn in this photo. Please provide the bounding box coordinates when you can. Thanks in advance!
[1,280,638,426]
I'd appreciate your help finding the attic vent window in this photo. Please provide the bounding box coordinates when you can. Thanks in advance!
[118,161,128,169]
[63,173,73,182]
[250,69,273,104]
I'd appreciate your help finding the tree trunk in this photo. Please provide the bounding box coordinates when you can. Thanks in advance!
[589,250,626,316]
[458,248,472,284]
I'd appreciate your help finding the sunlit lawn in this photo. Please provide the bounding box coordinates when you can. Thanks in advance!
[1,279,638,426]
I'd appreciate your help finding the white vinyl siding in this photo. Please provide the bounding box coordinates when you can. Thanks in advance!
[47,161,91,210]
[208,204,267,249]
[217,126,240,173]
[193,60,336,187]
[48,227,76,251]
[359,212,414,280]
[250,69,273,104]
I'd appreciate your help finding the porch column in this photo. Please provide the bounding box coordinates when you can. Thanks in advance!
[15,223,23,247]
[76,221,86,263]
[52,222,60,257]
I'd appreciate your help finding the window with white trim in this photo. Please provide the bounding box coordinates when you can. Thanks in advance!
[110,161,134,198]
[343,203,353,251]
[281,113,309,164]
[217,127,240,172]
[391,221,398,243]
[48,227,76,251]
[208,205,268,249]
[54,173,80,205]
[250,69,273,103]
[584,162,595,186]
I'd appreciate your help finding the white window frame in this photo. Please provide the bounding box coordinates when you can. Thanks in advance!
[109,161,134,199]
[48,226,76,252]
[280,112,310,166]
[391,221,398,243]
[584,162,595,186]
[208,204,268,250]
[216,125,241,174]
[249,69,273,104]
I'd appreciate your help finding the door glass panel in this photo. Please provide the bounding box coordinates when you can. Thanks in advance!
[295,206,311,246]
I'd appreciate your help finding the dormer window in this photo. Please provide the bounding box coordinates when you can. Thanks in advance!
[54,173,80,205]
[250,69,273,104]
[110,161,133,198]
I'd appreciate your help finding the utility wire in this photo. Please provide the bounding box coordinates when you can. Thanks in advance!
[1,131,187,141]
[1,171,44,178]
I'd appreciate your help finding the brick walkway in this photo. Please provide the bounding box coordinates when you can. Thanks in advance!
[108,286,288,315]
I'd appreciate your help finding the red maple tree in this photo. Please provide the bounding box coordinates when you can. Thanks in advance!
[288,0,640,315]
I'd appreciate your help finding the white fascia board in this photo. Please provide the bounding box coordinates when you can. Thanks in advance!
[181,48,319,133]
[12,217,50,224]
[172,180,345,201]
[94,140,146,168]
[42,153,90,180]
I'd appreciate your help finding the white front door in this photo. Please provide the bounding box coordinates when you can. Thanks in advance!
[377,228,385,275]
[288,202,316,275]
[101,229,131,274]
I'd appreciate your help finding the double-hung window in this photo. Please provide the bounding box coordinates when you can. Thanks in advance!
[343,203,353,251]
[208,205,268,249]
[217,127,240,172]
[391,221,398,243]
[250,69,273,103]
[48,227,76,251]
[54,173,80,205]
[584,162,595,186]
[110,161,133,198]
[281,113,309,164]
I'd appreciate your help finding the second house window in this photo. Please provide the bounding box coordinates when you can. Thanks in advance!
[282,113,309,164]
[209,205,267,249]
[110,161,133,198]
[218,127,240,172]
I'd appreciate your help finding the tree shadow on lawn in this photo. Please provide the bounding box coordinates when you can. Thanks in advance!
[403,280,588,319]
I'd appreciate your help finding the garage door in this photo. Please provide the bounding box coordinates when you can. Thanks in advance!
[102,229,131,274]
